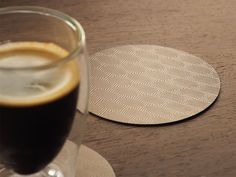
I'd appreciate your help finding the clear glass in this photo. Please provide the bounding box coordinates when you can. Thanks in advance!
[0,6,88,177]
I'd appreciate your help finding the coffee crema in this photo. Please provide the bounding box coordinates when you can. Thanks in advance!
[0,41,80,107]
[0,42,80,174]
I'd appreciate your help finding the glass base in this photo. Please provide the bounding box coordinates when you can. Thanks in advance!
[0,141,78,177]
[0,164,63,177]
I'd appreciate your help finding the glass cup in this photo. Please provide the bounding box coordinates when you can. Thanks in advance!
[0,6,88,177]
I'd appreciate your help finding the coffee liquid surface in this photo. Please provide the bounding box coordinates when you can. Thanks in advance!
[0,42,79,106]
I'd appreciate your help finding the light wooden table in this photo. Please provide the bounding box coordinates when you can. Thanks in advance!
[1,1,236,176]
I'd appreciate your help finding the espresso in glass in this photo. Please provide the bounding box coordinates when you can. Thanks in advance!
[0,42,79,174]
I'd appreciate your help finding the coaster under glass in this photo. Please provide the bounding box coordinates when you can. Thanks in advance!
[0,142,116,177]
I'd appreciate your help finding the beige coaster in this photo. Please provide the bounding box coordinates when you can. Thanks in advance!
[88,45,221,124]
[77,145,116,177]
[56,141,115,177]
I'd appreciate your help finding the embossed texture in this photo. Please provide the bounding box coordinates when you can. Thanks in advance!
[88,45,220,124]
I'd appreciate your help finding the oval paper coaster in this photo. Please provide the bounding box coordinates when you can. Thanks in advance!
[87,45,221,124]
[54,141,116,177]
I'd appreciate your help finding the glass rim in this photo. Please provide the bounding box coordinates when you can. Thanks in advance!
[0,6,85,71]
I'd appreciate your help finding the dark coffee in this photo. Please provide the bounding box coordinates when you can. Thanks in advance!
[0,85,78,174]
[0,42,80,174]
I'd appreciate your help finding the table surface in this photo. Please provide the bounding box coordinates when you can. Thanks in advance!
[1,0,236,177]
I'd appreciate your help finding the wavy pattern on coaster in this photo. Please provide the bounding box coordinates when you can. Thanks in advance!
[88,45,221,124]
